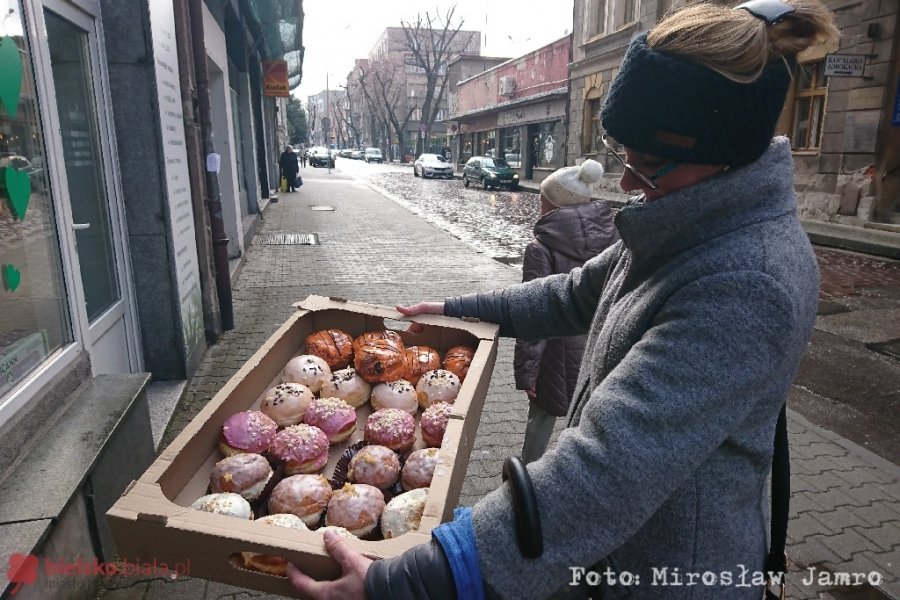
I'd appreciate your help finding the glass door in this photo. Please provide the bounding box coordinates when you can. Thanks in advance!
[39,1,136,375]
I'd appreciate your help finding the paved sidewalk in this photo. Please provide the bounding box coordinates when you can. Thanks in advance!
[99,167,900,600]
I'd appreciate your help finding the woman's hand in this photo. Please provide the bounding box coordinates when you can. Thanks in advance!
[287,531,373,599]
[396,301,444,317]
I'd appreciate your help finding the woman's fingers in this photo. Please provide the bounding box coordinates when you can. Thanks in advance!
[286,532,372,599]
[396,301,444,316]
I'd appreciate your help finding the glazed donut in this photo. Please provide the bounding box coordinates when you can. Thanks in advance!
[370,380,418,414]
[364,409,416,453]
[319,367,371,409]
[268,474,333,527]
[209,453,273,500]
[381,488,429,539]
[241,514,309,575]
[260,383,314,427]
[282,354,332,393]
[442,346,475,382]
[316,525,356,539]
[352,330,404,354]
[305,329,354,370]
[354,339,407,383]
[268,424,330,475]
[420,402,452,448]
[325,483,386,537]
[416,369,461,409]
[402,448,440,491]
[303,397,357,443]
[347,445,401,489]
[219,411,278,456]
[403,345,441,386]
[190,493,253,519]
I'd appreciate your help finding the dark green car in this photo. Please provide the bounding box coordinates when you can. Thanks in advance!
[463,156,520,190]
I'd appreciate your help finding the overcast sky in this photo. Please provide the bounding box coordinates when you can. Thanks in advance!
[294,1,575,102]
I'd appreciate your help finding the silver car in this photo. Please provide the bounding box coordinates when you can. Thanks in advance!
[413,153,453,179]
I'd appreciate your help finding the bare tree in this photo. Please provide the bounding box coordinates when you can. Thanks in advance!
[358,61,416,161]
[400,5,472,156]
[341,83,363,149]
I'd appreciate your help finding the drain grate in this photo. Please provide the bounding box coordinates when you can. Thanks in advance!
[254,233,319,245]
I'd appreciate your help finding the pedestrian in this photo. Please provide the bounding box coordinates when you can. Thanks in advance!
[279,144,299,192]
[287,1,838,599]
[515,159,617,464]
[299,145,307,169]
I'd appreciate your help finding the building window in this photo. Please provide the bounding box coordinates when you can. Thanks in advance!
[0,5,73,402]
[460,134,474,164]
[789,61,827,151]
[500,127,520,167]
[583,98,602,154]
[591,0,639,37]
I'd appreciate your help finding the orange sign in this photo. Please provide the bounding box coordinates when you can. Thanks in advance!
[263,60,289,97]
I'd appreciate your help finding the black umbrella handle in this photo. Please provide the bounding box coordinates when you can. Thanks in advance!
[501,457,544,558]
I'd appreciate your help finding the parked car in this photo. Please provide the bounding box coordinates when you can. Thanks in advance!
[329,149,341,160]
[350,150,365,160]
[503,153,521,169]
[308,146,334,168]
[364,147,383,163]
[462,156,519,190]
[339,149,354,158]
[413,153,453,179]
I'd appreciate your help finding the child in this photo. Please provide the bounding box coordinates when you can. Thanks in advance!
[515,159,618,463]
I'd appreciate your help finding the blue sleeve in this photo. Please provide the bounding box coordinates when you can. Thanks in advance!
[432,507,486,600]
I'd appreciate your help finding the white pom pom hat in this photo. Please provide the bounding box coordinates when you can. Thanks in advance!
[540,159,604,207]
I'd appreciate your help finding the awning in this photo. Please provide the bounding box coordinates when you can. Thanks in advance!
[244,0,305,89]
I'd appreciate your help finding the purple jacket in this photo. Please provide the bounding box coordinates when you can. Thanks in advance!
[513,200,618,416]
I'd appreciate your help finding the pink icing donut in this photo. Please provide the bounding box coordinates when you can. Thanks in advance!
[364,409,416,453]
[219,411,278,456]
[268,424,330,475]
[348,445,401,489]
[303,397,357,443]
[420,402,452,448]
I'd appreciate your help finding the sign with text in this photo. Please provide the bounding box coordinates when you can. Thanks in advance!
[263,60,289,97]
[824,54,866,77]
[498,99,566,127]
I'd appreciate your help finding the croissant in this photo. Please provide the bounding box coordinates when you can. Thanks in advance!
[352,330,404,354]
[442,345,475,382]
[354,339,408,383]
[404,345,441,386]
[305,329,354,369]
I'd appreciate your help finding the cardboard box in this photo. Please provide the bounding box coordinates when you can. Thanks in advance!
[107,296,498,596]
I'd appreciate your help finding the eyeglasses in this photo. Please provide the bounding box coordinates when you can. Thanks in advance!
[601,135,681,191]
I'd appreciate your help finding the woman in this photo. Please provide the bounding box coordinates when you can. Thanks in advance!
[279,145,300,192]
[288,1,838,598]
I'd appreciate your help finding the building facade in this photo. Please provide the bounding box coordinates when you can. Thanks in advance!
[0,0,300,478]
[569,0,900,230]
[449,36,572,184]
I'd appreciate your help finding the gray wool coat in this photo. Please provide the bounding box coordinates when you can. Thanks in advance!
[514,201,618,416]
[444,139,819,599]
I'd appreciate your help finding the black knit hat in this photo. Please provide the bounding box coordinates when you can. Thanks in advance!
[601,32,792,167]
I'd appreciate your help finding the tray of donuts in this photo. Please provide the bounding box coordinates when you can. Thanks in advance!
[108,295,499,596]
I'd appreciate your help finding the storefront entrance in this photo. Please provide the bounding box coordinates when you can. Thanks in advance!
[40,0,138,375]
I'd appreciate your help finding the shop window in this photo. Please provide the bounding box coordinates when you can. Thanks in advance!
[0,2,73,402]
[480,130,496,158]
[789,61,827,152]
[460,134,473,164]
[529,121,563,170]
[500,127,520,168]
